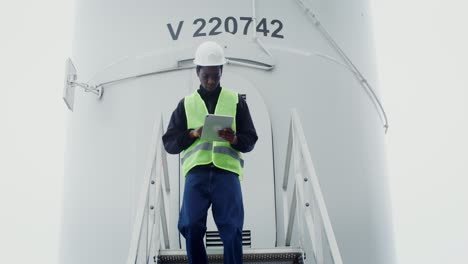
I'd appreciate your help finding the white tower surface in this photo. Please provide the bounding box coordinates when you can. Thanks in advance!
[61,0,394,263]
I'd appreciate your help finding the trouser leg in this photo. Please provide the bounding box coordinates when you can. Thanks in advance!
[211,169,244,264]
[178,169,210,264]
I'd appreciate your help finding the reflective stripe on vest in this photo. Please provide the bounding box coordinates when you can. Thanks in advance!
[181,144,245,168]
[181,88,243,179]
[180,142,213,165]
[213,146,244,168]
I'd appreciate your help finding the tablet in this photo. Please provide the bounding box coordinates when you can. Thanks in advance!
[200,114,234,142]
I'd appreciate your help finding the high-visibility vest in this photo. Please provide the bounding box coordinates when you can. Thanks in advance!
[181,88,244,179]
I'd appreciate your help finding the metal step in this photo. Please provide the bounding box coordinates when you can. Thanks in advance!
[157,247,304,264]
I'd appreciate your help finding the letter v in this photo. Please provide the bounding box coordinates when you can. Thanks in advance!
[167,21,184,40]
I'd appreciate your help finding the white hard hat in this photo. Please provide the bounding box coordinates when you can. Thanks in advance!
[193,41,227,66]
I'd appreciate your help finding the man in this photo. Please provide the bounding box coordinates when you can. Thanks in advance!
[162,41,258,264]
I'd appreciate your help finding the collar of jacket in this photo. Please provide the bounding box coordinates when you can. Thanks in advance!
[197,85,222,114]
[197,84,222,99]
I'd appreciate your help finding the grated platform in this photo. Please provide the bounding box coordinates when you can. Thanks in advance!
[157,247,304,264]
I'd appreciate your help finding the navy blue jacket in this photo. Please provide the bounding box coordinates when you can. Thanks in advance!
[163,85,258,154]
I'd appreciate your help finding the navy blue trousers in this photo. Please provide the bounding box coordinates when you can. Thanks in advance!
[178,166,244,264]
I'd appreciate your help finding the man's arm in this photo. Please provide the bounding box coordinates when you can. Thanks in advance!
[230,95,258,153]
[162,99,197,154]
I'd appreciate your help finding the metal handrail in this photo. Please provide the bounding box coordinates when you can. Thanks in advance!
[283,109,344,264]
[126,114,171,264]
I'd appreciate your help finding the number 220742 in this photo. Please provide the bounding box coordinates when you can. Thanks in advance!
[167,17,285,40]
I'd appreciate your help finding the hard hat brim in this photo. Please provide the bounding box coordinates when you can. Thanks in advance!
[193,58,227,66]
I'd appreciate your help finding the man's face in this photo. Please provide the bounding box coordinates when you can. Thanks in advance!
[197,66,222,92]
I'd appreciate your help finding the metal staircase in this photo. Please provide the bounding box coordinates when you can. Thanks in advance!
[125,110,343,264]
[157,248,304,264]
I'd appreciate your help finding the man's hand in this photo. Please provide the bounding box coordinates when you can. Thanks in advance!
[218,128,238,145]
[189,127,203,139]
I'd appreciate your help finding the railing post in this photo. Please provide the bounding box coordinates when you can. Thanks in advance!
[283,118,294,190]
[312,197,324,264]
[126,113,172,264]
[160,117,171,192]
[285,183,297,246]
[290,108,344,264]
[160,183,170,249]
[126,114,160,264]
